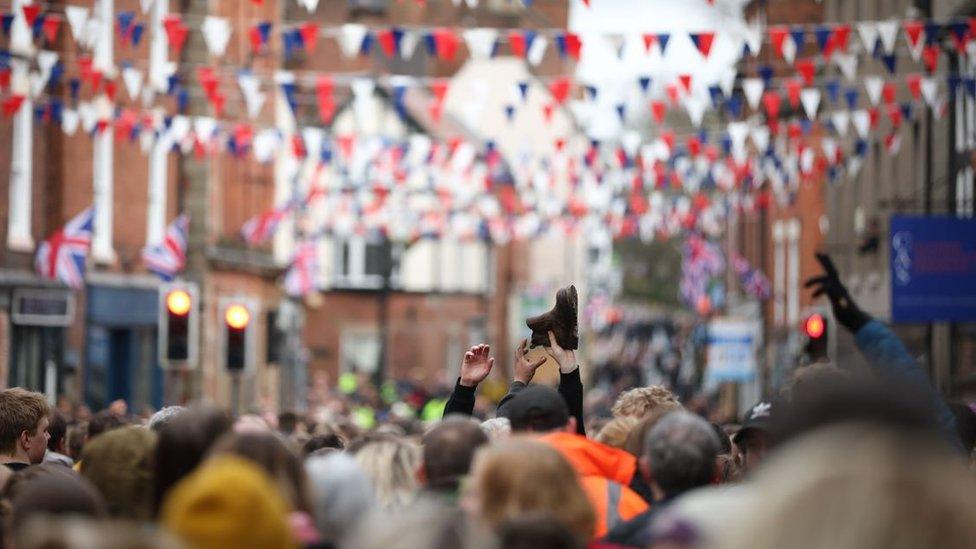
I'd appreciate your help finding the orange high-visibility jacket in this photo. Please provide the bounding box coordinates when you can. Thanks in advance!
[541,432,650,538]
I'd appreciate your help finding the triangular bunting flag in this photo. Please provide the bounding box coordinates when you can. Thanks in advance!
[743,78,764,110]
[202,16,232,58]
[800,88,821,120]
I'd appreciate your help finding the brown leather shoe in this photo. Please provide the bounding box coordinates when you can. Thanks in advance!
[526,285,579,350]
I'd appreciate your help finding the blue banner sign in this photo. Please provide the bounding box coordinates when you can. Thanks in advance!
[890,216,976,322]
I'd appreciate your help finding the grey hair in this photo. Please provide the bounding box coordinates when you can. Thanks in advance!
[306,453,375,543]
[645,411,721,498]
[147,406,185,432]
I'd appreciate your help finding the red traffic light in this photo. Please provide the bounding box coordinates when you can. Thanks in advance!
[225,305,251,330]
[166,290,192,316]
[804,314,826,339]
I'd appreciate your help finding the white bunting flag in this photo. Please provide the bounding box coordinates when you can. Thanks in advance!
[399,31,419,59]
[122,66,144,100]
[302,127,325,163]
[743,18,763,57]
[857,22,879,53]
[921,77,939,109]
[864,76,884,106]
[339,24,369,58]
[64,6,90,44]
[527,35,549,66]
[193,117,217,142]
[833,54,858,82]
[877,20,899,54]
[62,108,80,136]
[202,17,232,58]
[750,126,770,152]
[297,0,321,12]
[800,88,821,120]
[253,129,281,164]
[781,35,797,65]
[831,110,850,137]
[822,138,838,163]
[852,110,871,139]
[78,102,98,134]
[719,68,736,99]
[684,97,706,128]
[169,116,191,144]
[139,0,155,14]
[622,130,642,157]
[463,28,499,60]
[237,72,266,119]
[742,78,765,110]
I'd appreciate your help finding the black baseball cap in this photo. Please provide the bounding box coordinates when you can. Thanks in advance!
[733,398,786,445]
[500,386,570,432]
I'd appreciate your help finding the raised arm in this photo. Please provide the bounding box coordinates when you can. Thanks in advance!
[546,331,586,436]
[443,344,494,418]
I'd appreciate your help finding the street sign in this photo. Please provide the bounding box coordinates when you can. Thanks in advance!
[705,317,760,383]
[890,216,976,322]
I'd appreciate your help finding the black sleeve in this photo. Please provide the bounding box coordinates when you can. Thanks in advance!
[443,378,477,418]
[495,380,528,417]
[559,368,585,436]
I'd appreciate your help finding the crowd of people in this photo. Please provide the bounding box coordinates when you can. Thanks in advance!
[1,254,975,549]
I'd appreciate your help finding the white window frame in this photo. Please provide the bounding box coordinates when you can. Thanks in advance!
[332,236,392,290]
[786,218,802,327]
[772,221,786,327]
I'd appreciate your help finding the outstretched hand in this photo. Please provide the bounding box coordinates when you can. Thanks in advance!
[514,338,547,385]
[803,253,871,333]
[459,344,494,388]
[546,331,578,374]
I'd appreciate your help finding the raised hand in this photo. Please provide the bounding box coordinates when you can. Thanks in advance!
[459,344,494,388]
[803,253,871,332]
[514,338,547,385]
[546,330,578,374]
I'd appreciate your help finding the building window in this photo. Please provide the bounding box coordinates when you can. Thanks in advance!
[334,237,393,289]
[786,219,801,326]
[341,328,380,374]
[772,221,785,327]
[348,0,389,15]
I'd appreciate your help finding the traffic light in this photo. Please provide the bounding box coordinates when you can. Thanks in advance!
[164,289,191,361]
[803,313,829,363]
[224,304,251,371]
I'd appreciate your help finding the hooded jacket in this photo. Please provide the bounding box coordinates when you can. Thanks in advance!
[540,432,649,538]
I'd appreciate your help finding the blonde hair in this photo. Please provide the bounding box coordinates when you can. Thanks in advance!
[468,437,596,541]
[0,388,50,454]
[595,416,641,449]
[352,436,421,509]
[611,386,681,419]
[718,425,976,549]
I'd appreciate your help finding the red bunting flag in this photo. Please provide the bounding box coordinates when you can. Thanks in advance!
[162,16,189,55]
[549,77,571,104]
[650,100,666,124]
[906,74,922,100]
[785,80,802,108]
[795,59,815,86]
[922,44,940,74]
[430,79,449,103]
[508,30,528,58]
[833,24,851,53]
[317,77,336,124]
[642,34,657,53]
[678,74,692,94]
[903,20,924,49]
[561,33,582,60]
[2,95,25,117]
[42,15,61,43]
[103,80,117,101]
[887,104,903,128]
[542,102,555,123]
[21,5,40,27]
[882,82,897,105]
[433,28,460,61]
[300,22,319,54]
[690,32,715,58]
[377,28,397,57]
[769,26,790,58]
[763,91,782,119]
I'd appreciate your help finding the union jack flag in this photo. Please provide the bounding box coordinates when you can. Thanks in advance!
[34,207,94,289]
[241,206,288,246]
[283,241,318,297]
[142,215,189,281]
[733,255,772,300]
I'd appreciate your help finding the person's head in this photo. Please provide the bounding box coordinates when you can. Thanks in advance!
[17,517,182,549]
[641,411,720,502]
[497,513,583,549]
[302,433,344,457]
[732,398,785,472]
[419,416,489,494]
[0,388,51,464]
[46,412,68,455]
[87,410,125,440]
[717,425,976,549]
[305,452,374,544]
[162,455,296,549]
[79,426,157,521]
[148,406,186,433]
[346,497,497,549]
[622,406,680,458]
[153,405,233,515]
[611,386,681,419]
[595,416,641,449]
[466,438,595,543]
[501,386,576,434]
[66,422,87,461]
[3,464,107,537]
[480,417,511,442]
[351,434,421,508]
[278,411,300,435]
[210,430,309,513]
